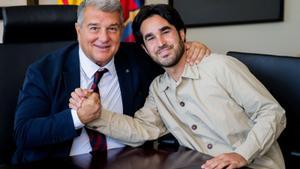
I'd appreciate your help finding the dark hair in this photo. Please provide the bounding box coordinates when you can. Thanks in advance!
[132,4,186,45]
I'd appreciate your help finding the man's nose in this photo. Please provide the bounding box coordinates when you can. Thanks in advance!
[157,35,166,47]
[98,29,110,42]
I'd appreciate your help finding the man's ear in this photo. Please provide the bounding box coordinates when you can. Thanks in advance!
[75,23,80,33]
[120,23,124,34]
[75,23,81,40]
[141,44,150,55]
[179,29,186,42]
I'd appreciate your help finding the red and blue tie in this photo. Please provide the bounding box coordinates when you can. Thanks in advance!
[86,68,108,152]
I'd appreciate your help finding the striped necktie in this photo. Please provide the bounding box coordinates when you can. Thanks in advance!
[86,68,108,152]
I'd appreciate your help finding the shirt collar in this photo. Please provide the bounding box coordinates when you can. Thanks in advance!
[79,47,117,79]
[158,63,201,92]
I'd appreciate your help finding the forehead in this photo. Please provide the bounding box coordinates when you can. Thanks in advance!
[140,15,174,35]
[82,6,122,25]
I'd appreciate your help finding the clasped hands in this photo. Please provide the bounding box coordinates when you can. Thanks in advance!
[69,88,101,124]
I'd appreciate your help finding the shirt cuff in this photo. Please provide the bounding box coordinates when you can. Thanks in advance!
[71,109,84,129]
[234,142,258,164]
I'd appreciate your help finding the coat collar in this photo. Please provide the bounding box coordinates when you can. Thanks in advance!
[158,64,201,92]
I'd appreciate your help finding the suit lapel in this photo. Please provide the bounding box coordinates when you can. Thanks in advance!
[63,46,80,102]
[114,46,135,116]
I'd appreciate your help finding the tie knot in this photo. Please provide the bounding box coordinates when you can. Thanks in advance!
[91,68,108,92]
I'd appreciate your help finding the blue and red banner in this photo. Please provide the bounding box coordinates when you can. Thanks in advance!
[120,0,144,42]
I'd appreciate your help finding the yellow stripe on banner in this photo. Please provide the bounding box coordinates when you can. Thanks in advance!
[124,9,140,26]
[57,0,83,5]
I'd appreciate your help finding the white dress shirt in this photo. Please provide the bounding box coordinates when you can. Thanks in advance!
[69,47,124,156]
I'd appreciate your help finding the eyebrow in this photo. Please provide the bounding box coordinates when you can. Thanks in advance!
[143,26,172,40]
[109,23,121,27]
[87,23,98,27]
[160,26,171,32]
[144,32,154,40]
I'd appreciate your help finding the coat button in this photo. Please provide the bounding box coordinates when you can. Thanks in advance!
[191,124,197,130]
[179,101,185,107]
[207,143,213,149]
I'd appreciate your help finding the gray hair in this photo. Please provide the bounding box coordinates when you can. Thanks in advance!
[77,0,124,26]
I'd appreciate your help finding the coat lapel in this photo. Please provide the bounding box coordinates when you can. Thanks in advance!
[63,46,80,103]
[114,46,135,116]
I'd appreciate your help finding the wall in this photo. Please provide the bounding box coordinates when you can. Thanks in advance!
[0,0,299,56]
[147,0,299,56]
[0,0,26,6]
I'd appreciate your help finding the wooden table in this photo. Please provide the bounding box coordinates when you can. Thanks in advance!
[0,146,251,169]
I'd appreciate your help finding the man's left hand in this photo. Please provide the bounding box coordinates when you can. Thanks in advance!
[201,152,247,169]
[185,41,211,65]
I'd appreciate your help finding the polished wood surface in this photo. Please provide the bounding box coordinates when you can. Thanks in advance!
[0,146,251,169]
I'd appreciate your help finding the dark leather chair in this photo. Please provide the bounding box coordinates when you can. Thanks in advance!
[227,51,300,168]
[0,41,74,164]
[1,5,77,43]
[0,7,2,20]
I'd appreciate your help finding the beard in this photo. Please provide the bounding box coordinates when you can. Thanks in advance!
[154,38,185,68]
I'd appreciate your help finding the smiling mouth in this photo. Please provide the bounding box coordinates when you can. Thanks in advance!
[160,52,170,59]
[94,44,110,50]
[156,45,173,56]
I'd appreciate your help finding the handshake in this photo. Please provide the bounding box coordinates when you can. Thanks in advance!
[69,88,102,124]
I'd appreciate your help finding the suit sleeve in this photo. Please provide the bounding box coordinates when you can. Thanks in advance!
[14,64,78,149]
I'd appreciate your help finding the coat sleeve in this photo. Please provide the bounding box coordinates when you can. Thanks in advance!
[14,63,78,149]
[215,56,286,162]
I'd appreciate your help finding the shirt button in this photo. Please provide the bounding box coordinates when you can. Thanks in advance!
[191,124,197,130]
[179,101,185,107]
[207,143,213,149]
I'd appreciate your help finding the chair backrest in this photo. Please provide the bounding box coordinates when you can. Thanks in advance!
[0,41,74,164]
[2,5,77,43]
[227,51,300,168]
[0,7,2,19]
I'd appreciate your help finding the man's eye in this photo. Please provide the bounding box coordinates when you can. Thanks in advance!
[107,27,119,33]
[162,30,170,34]
[89,27,99,32]
[145,36,154,41]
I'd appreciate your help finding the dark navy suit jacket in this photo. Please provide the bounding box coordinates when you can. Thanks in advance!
[12,42,163,164]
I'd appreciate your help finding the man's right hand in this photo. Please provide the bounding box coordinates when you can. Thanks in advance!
[69,88,92,111]
[69,88,101,124]
[77,92,102,124]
